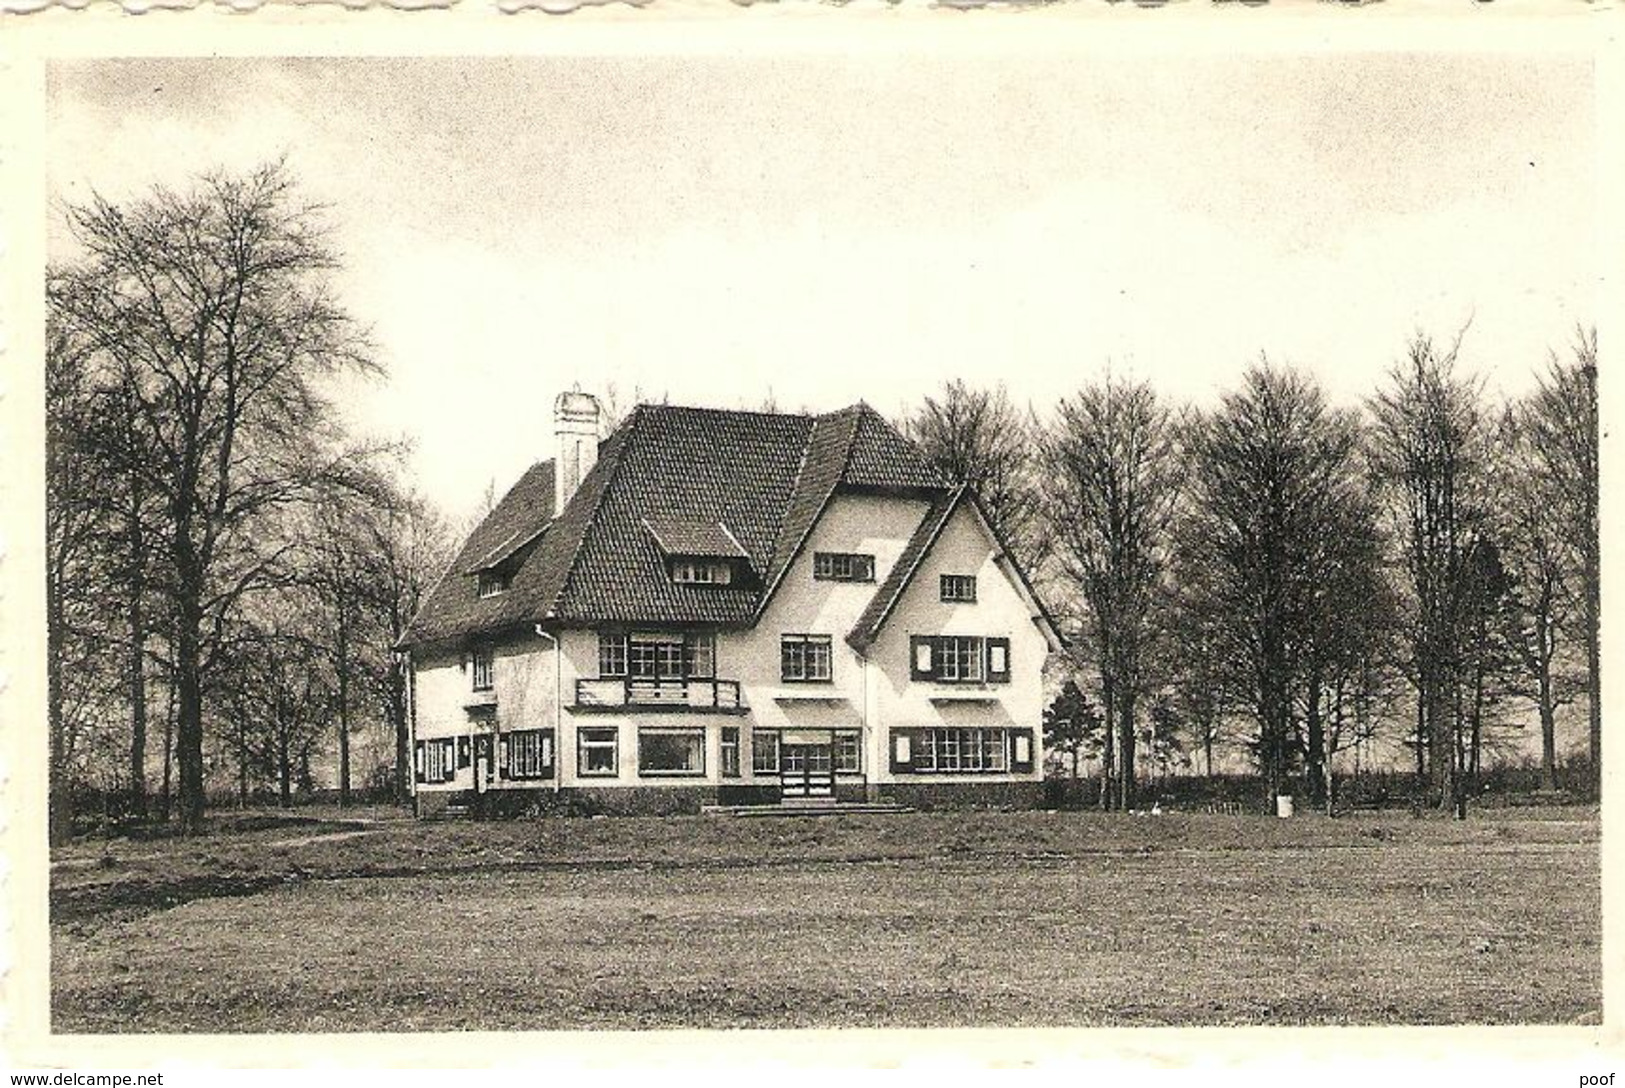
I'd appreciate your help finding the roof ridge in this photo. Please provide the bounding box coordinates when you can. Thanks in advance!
[753,409,864,616]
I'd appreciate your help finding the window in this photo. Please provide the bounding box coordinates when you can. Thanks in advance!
[477,570,511,598]
[909,636,1011,684]
[909,729,1011,774]
[638,728,705,776]
[813,552,876,583]
[672,559,733,585]
[683,632,716,679]
[417,738,455,783]
[752,731,780,774]
[940,574,977,603]
[471,648,494,692]
[598,633,628,678]
[505,729,553,779]
[835,731,861,773]
[603,631,715,680]
[578,727,618,777]
[721,727,741,777]
[781,634,833,683]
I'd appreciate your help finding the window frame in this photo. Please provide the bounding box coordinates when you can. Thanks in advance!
[721,726,742,778]
[470,647,495,692]
[598,632,629,678]
[577,726,619,778]
[904,728,1013,775]
[671,559,734,585]
[834,730,862,774]
[909,635,1011,684]
[637,727,707,778]
[752,730,781,775]
[813,551,876,583]
[504,728,554,780]
[940,573,978,603]
[780,633,834,684]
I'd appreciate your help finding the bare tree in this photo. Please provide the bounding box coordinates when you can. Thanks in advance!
[905,379,1047,570]
[1369,332,1494,809]
[1039,377,1179,811]
[1180,361,1372,807]
[1519,329,1600,789]
[46,322,115,844]
[49,161,376,833]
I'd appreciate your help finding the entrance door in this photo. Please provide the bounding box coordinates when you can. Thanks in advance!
[780,742,835,799]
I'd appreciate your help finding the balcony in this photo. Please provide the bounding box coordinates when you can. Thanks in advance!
[573,677,747,714]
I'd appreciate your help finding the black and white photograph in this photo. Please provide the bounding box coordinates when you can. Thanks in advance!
[1,9,1617,1076]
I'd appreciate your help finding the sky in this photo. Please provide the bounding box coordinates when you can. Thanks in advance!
[45,53,1597,523]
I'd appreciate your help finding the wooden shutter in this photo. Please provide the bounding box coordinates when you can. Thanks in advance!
[986,638,1011,683]
[457,736,471,769]
[498,737,510,780]
[443,738,456,782]
[1010,729,1035,773]
[890,730,915,774]
[414,741,426,784]
[909,636,937,681]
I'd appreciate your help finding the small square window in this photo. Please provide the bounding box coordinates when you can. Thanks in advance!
[781,634,833,683]
[578,727,619,777]
[940,574,977,603]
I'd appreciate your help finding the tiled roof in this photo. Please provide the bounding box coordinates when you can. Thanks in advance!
[401,401,957,645]
[405,460,557,646]
[642,516,751,561]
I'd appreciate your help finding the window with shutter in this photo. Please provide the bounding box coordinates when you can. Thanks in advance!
[890,731,914,774]
[910,637,935,680]
[987,638,1011,683]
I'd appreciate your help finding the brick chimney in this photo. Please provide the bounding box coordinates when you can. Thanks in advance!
[554,386,601,513]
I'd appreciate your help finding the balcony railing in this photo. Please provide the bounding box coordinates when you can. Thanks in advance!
[574,677,746,713]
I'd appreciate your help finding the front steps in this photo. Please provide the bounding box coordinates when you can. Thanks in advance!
[701,800,913,817]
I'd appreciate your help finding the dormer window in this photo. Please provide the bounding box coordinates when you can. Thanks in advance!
[671,559,733,585]
[477,570,511,598]
[813,552,875,583]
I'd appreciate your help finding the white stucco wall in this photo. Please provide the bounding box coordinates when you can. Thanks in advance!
[410,493,1052,794]
[865,503,1050,783]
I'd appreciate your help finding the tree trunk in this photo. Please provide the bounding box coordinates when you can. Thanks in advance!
[1117,687,1137,812]
[337,601,351,808]
[278,713,293,809]
[127,566,148,820]
[1204,724,1214,780]
[390,653,411,804]
[175,596,207,834]
[1538,667,1558,791]
[47,582,73,848]
[1586,581,1601,793]
[1099,671,1116,811]
[1304,679,1326,809]
[160,677,175,822]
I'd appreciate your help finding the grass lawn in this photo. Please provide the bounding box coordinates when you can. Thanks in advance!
[50,806,1600,1032]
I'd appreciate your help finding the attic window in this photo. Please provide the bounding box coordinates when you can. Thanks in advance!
[477,570,511,598]
[813,552,875,583]
[671,559,733,586]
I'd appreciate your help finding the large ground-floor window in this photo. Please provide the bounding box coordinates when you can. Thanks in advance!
[893,727,1033,774]
[504,729,554,780]
[638,728,706,776]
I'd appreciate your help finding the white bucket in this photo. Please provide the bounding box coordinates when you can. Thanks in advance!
[1276,795,1295,818]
